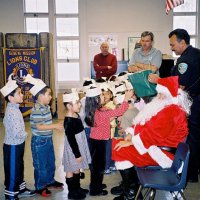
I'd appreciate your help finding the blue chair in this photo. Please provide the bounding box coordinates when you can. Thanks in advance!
[135,142,190,200]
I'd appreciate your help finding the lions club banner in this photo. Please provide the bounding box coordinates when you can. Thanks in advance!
[4,48,42,116]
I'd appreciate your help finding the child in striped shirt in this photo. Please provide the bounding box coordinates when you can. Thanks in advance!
[24,75,64,197]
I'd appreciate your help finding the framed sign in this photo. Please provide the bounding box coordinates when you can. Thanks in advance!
[128,37,140,61]
[4,48,42,116]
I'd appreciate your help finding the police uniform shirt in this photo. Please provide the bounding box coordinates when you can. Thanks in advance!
[172,45,200,95]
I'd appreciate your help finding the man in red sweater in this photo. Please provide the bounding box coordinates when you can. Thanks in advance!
[93,42,117,79]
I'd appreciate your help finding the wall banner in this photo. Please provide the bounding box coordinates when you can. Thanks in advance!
[4,48,42,116]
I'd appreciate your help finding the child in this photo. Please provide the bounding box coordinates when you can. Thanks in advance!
[101,85,117,174]
[117,81,140,136]
[62,89,91,200]
[85,86,133,196]
[24,74,64,197]
[0,78,35,200]
[79,78,96,142]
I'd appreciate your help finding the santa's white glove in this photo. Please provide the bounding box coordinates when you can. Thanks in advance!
[125,127,134,135]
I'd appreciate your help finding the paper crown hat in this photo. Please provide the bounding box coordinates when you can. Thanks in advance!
[111,83,126,96]
[123,80,133,90]
[82,77,96,93]
[86,86,101,97]
[63,88,79,104]
[24,74,47,96]
[114,92,125,104]
[99,82,110,91]
[0,74,18,97]
[116,71,128,82]
[156,76,179,97]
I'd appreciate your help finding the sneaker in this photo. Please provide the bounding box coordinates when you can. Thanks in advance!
[18,188,36,198]
[36,188,51,197]
[5,196,19,200]
[104,169,112,174]
[47,181,64,189]
[110,166,117,171]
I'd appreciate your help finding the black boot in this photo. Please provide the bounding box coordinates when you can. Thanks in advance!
[111,170,124,195]
[111,182,123,196]
[113,167,140,200]
[73,173,89,195]
[66,177,86,199]
[89,170,108,196]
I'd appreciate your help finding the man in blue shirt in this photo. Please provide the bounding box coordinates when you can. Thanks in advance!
[128,31,162,74]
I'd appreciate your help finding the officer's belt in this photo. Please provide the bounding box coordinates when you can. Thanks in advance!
[158,146,177,154]
[189,93,200,98]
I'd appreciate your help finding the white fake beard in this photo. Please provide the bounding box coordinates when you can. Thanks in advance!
[133,96,174,125]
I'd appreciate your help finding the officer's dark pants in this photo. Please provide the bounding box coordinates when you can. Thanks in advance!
[89,138,107,193]
[186,96,200,181]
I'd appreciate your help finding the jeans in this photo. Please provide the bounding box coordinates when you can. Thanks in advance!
[31,136,55,190]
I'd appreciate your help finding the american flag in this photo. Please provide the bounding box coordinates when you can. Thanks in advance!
[166,0,184,14]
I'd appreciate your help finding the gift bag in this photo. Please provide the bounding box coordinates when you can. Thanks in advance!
[128,70,157,97]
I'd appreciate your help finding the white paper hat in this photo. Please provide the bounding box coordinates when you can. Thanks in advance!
[63,88,79,104]
[111,84,126,96]
[95,77,107,88]
[99,82,110,91]
[24,74,47,96]
[86,87,101,97]
[115,93,125,104]
[82,77,96,93]
[0,74,18,97]
[107,77,119,88]
[124,80,133,90]
[116,71,129,82]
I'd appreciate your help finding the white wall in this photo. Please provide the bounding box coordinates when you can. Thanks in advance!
[0,0,173,88]
[80,0,173,80]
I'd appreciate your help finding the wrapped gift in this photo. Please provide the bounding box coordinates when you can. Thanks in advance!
[128,70,157,97]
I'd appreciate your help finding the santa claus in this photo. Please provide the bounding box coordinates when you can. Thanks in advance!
[111,76,192,200]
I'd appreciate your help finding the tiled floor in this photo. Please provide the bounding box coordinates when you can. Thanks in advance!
[0,119,200,200]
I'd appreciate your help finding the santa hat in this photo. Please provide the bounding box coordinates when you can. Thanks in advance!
[156,76,179,97]
[63,88,79,104]
[24,74,47,96]
[86,86,101,97]
[0,74,18,97]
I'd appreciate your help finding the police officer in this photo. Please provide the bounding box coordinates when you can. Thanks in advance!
[149,29,200,182]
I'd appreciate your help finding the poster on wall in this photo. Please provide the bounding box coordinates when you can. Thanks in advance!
[128,37,141,61]
[89,34,119,61]
[4,48,42,116]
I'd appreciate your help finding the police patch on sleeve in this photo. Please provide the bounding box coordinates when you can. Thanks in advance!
[178,63,188,74]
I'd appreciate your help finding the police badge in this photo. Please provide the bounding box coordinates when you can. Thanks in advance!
[178,63,188,74]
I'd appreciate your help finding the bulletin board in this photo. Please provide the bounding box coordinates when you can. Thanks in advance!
[89,34,118,60]
[128,37,140,61]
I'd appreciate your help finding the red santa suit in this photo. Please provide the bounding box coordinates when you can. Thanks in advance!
[112,76,190,169]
